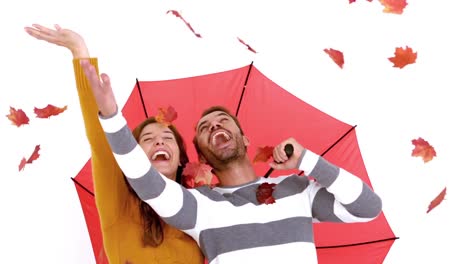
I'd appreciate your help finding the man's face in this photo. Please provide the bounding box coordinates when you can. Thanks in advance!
[195,111,249,167]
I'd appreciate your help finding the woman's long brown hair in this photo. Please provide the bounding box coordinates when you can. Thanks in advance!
[124,116,189,247]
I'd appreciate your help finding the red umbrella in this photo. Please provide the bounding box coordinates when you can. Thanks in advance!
[73,62,398,263]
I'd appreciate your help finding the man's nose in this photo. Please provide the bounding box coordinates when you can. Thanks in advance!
[209,121,222,132]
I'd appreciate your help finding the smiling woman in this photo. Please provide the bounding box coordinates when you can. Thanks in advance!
[23,24,205,264]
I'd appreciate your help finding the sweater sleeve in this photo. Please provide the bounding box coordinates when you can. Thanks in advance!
[73,58,129,228]
[98,110,199,231]
[298,149,382,223]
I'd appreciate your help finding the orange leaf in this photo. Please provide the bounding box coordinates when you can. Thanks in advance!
[253,146,274,163]
[256,182,277,205]
[34,104,67,118]
[182,162,214,188]
[155,106,178,126]
[6,106,29,127]
[411,137,436,163]
[19,145,41,171]
[388,46,417,68]
[167,10,202,38]
[379,0,407,14]
[324,48,344,68]
[427,187,447,213]
[237,37,257,53]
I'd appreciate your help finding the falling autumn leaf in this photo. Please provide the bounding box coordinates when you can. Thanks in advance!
[182,162,214,188]
[411,137,436,163]
[34,104,67,118]
[427,187,447,213]
[379,0,407,14]
[388,46,417,68]
[6,106,29,127]
[237,37,257,53]
[167,10,202,38]
[155,106,178,126]
[19,145,41,171]
[324,48,344,68]
[256,182,277,205]
[253,146,274,163]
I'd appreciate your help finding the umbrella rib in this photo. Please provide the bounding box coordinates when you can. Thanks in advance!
[136,78,149,118]
[321,125,357,157]
[235,61,254,117]
[316,236,399,249]
[71,177,95,197]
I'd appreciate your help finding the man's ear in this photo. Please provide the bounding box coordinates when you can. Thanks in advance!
[243,135,250,147]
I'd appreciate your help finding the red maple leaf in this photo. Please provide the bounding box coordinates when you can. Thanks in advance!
[237,37,257,53]
[19,145,41,171]
[34,104,67,118]
[427,187,447,213]
[256,182,277,205]
[155,106,178,126]
[6,106,29,127]
[411,137,436,163]
[388,46,417,68]
[324,48,344,68]
[379,0,407,14]
[253,146,274,163]
[167,10,202,38]
[182,162,214,188]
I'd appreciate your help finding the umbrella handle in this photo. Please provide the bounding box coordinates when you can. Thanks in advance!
[263,144,294,178]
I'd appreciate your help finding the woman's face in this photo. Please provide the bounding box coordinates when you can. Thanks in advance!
[138,123,181,181]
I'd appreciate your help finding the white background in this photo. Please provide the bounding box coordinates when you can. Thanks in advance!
[1,0,467,263]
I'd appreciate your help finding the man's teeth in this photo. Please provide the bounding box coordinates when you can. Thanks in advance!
[152,151,169,160]
[212,131,231,145]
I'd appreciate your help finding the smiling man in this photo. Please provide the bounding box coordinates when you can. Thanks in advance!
[81,60,383,264]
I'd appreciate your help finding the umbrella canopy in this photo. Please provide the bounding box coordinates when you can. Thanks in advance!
[73,63,397,263]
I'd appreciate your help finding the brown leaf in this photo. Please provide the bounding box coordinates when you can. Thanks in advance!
[155,106,178,126]
[388,46,417,69]
[34,104,67,118]
[167,10,202,38]
[379,0,408,14]
[19,145,41,172]
[427,187,447,213]
[182,162,214,188]
[6,106,30,127]
[411,137,436,163]
[256,182,277,205]
[237,37,257,53]
[253,146,274,163]
[324,48,344,68]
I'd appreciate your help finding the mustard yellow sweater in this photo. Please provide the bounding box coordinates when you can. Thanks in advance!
[72,58,204,264]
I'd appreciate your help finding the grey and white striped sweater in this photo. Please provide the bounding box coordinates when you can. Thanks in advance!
[99,111,382,264]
